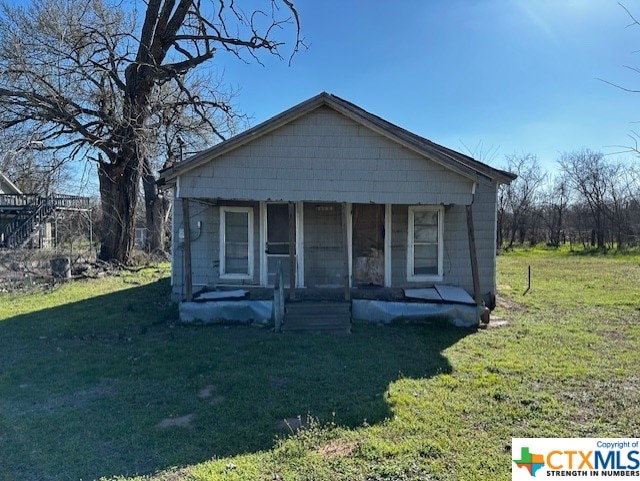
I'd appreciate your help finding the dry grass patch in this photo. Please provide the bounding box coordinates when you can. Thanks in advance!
[314,439,358,458]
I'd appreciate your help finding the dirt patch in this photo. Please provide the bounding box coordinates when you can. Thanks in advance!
[157,414,194,428]
[197,384,225,405]
[485,318,509,329]
[559,377,640,427]
[598,330,627,342]
[197,384,216,399]
[483,294,527,328]
[495,294,526,313]
[315,439,358,458]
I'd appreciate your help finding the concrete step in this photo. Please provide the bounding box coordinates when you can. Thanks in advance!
[283,301,351,333]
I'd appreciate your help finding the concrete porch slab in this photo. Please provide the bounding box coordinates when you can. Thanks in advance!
[179,300,272,326]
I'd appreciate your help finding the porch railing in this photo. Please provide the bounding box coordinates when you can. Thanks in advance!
[0,194,90,210]
[0,194,40,208]
[49,195,91,210]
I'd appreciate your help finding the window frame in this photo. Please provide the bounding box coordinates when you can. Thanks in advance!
[219,206,254,280]
[406,205,444,282]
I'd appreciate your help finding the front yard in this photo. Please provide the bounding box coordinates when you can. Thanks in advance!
[0,250,638,480]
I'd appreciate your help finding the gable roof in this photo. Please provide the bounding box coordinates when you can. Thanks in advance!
[159,92,516,186]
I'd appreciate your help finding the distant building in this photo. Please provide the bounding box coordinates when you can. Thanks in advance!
[0,171,90,249]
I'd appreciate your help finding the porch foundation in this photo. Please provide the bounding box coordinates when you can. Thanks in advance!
[177,286,485,328]
[179,300,272,326]
[351,300,484,328]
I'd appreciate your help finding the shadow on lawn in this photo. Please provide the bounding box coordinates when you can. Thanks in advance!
[0,279,471,481]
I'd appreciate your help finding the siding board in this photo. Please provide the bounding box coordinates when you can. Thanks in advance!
[180,106,474,205]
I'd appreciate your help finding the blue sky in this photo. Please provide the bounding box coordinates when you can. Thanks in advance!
[215,0,640,171]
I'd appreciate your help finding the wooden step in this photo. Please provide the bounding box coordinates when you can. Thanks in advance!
[283,301,351,333]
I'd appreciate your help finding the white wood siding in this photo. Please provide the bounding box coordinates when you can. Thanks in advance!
[389,182,497,295]
[171,199,261,301]
[179,106,474,205]
[440,182,497,295]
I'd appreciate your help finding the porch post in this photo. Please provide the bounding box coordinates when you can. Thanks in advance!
[288,201,296,300]
[341,203,351,301]
[465,204,481,305]
[182,198,193,301]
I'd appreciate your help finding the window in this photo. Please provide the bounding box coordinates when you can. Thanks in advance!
[220,207,253,279]
[266,203,291,255]
[407,206,443,281]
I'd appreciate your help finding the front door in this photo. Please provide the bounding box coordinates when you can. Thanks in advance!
[352,204,385,286]
[265,203,295,286]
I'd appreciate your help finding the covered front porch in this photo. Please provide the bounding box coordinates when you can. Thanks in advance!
[177,198,484,304]
[176,196,487,329]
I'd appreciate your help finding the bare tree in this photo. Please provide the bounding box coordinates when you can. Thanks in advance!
[497,180,507,248]
[0,132,71,195]
[540,174,570,247]
[140,76,246,252]
[606,163,637,248]
[558,149,616,249]
[0,0,302,263]
[498,153,546,247]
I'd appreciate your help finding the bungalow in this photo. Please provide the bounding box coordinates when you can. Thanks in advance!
[158,93,515,328]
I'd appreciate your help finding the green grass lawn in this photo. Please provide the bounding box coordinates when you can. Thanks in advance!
[0,252,638,481]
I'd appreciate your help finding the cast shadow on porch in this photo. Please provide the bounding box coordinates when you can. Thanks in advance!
[0,279,472,480]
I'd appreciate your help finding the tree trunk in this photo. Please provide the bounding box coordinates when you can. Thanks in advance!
[508,214,518,247]
[596,211,605,249]
[97,156,142,264]
[555,207,564,247]
[142,158,170,253]
[496,212,504,249]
